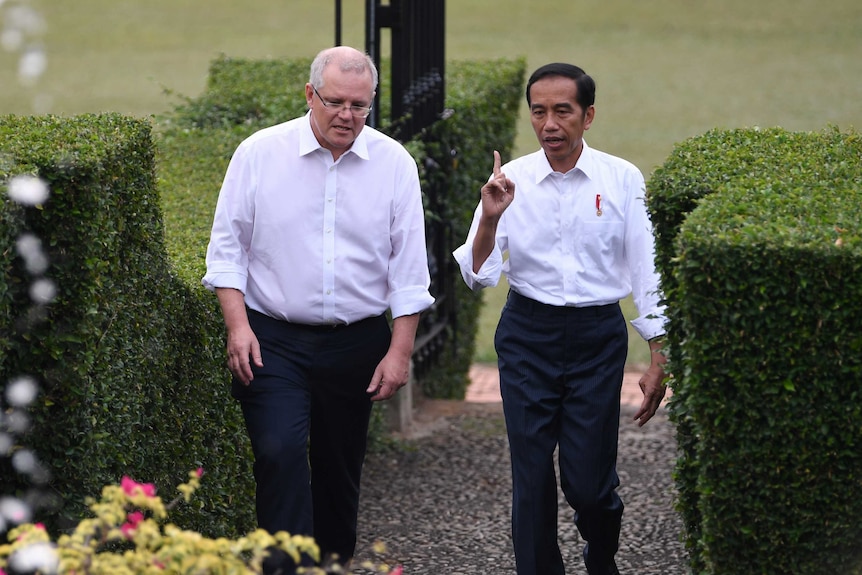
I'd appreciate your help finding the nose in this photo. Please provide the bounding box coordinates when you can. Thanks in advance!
[544,112,561,130]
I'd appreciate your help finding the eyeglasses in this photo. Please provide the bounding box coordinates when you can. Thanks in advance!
[311,85,373,119]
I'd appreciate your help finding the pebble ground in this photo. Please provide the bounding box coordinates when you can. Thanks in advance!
[352,364,687,575]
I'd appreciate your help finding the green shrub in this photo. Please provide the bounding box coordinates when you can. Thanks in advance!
[0,113,254,537]
[648,127,862,574]
[157,55,526,400]
[0,55,524,542]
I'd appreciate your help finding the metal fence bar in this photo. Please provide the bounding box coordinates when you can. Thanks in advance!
[336,0,452,379]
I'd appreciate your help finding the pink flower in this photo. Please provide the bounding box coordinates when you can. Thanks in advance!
[389,566,403,575]
[121,476,156,497]
[126,511,144,526]
[120,511,145,539]
[195,467,204,478]
[120,521,137,539]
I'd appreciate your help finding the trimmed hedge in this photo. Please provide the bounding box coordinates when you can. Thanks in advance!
[157,54,526,399]
[648,127,862,574]
[1,56,524,537]
[0,113,253,536]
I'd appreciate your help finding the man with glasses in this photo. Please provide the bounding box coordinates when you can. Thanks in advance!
[203,45,433,571]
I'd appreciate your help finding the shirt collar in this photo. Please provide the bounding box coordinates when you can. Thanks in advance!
[299,111,370,160]
[534,139,595,183]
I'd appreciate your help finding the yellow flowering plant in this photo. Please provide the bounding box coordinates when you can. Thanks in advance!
[0,470,402,575]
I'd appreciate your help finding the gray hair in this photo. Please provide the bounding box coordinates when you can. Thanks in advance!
[309,46,379,92]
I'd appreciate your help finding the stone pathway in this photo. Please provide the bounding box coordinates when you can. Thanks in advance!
[353,364,687,575]
[465,363,669,407]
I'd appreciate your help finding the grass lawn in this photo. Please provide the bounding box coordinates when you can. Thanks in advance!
[3,0,860,366]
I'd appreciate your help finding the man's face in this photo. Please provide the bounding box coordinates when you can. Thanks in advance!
[529,75,595,173]
[305,66,375,160]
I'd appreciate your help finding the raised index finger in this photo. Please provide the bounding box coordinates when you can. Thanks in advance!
[492,150,502,177]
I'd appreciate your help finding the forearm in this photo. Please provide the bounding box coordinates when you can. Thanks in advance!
[647,337,668,379]
[471,216,500,274]
[390,313,421,358]
[215,287,249,331]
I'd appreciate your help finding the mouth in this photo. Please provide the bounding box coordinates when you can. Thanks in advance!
[543,136,565,149]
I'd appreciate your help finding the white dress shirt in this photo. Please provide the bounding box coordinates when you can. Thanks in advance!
[453,141,666,341]
[203,113,434,325]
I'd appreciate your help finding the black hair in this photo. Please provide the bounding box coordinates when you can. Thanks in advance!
[525,63,596,111]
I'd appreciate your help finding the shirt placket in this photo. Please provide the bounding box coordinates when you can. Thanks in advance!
[559,172,577,298]
[322,160,338,322]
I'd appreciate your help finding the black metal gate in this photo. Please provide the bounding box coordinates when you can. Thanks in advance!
[334,0,453,378]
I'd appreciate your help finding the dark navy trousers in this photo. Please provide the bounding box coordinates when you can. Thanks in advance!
[496,290,627,575]
[232,308,390,563]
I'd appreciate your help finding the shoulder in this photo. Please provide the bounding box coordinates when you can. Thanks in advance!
[502,149,545,176]
[239,117,302,150]
[362,125,418,165]
[587,146,643,179]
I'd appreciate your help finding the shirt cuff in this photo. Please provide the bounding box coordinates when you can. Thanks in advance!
[389,286,435,319]
[201,269,247,293]
[630,307,667,342]
[452,244,503,291]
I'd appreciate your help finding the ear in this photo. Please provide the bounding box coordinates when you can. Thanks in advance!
[305,83,315,109]
[584,105,596,131]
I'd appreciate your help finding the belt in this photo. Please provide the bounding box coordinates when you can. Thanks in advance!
[506,290,619,319]
[246,307,382,331]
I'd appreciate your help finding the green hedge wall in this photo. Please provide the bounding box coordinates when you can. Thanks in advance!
[648,127,862,574]
[0,114,254,537]
[1,55,524,538]
[158,54,526,399]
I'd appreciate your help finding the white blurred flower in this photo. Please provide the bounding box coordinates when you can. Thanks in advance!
[12,448,38,474]
[0,432,12,456]
[9,542,59,574]
[30,277,56,304]
[1,27,22,51]
[7,174,50,205]
[15,233,49,275]
[6,376,39,407]
[4,410,30,434]
[19,45,47,84]
[0,496,32,525]
[6,4,45,35]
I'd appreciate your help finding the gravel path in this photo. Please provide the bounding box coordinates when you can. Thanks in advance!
[352,400,688,575]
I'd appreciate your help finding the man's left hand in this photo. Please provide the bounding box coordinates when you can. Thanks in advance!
[633,338,669,426]
[367,351,410,401]
[633,366,667,426]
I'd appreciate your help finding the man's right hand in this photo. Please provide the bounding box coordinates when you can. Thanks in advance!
[226,323,262,386]
[480,150,515,220]
[215,287,263,386]
[471,150,515,274]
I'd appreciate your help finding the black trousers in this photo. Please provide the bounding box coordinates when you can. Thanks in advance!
[232,308,390,562]
[496,290,627,575]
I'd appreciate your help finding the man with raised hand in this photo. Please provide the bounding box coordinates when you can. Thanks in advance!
[454,62,667,575]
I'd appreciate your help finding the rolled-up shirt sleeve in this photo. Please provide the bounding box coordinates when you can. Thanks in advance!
[452,203,506,292]
[624,172,667,341]
[202,143,255,294]
[387,154,435,319]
